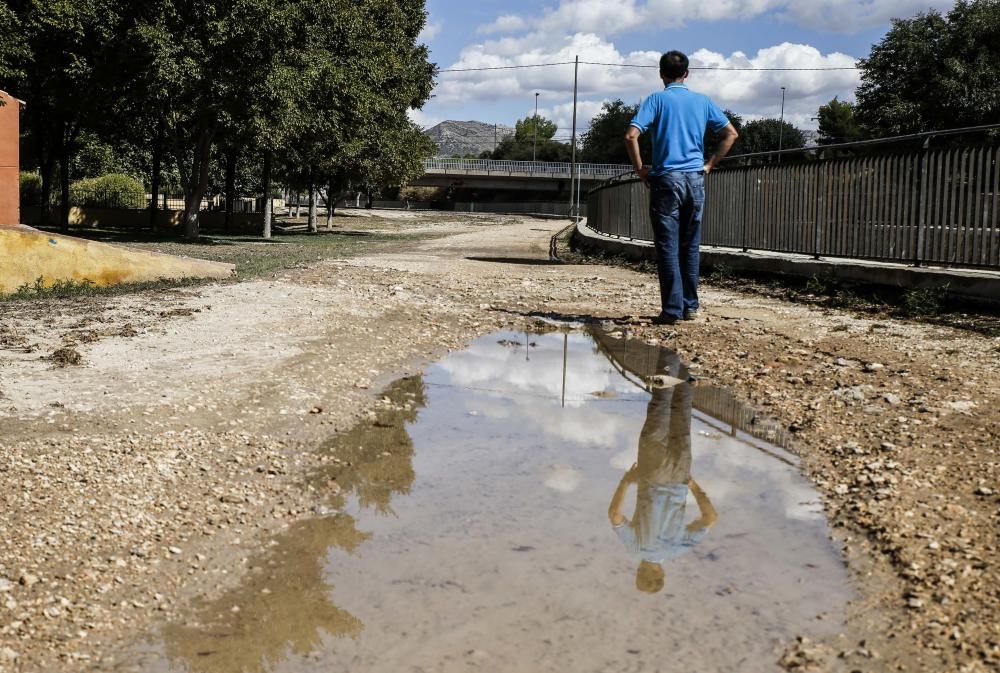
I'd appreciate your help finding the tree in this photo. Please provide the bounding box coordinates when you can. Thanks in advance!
[704,109,743,159]
[735,118,806,155]
[6,0,127,230]
[581,100,650,165]
[855,1,1000,136]
[816,97,865,145]
[515,115,557,143]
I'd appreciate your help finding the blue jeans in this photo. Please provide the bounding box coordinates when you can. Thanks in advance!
[648,172,705,319]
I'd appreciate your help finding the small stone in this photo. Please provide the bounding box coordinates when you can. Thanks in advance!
[975,486,994,497]
[883,393,903,406]
[18,573,38,587]
[880,442,897,451]
[907,597,925,609]
[168,547,182,555]
[0,647,18,663]
[863,362,885,372]
[834,357,850,367]
[0,578,13,593]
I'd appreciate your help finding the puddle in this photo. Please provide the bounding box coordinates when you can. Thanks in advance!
[134,327,852,673]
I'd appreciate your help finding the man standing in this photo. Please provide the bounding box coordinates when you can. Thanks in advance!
[625,50,738,325]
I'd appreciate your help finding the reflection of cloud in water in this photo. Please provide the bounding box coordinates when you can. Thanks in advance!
[437,333,638,408]
[468,396,637,449]
[544,465,583,493]
[610,448,638,471]
[692,431,824,522]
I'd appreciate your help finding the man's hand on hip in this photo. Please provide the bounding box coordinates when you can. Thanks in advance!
[637,166,650,187]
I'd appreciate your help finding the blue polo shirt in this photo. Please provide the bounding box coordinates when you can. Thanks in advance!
[630,84,731,174]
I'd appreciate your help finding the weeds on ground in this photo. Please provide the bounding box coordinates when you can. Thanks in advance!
[899,284,949,317]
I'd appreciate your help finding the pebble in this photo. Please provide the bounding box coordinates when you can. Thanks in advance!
[864,362,885,372]
[19,573,39,587]
[975,486,994,496]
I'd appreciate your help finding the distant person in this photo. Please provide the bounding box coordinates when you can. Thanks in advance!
[625,50,739,325]
[607,349,717,593]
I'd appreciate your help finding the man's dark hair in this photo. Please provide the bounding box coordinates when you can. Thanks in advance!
[660,51,689,80]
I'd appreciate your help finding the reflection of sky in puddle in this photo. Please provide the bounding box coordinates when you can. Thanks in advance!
[145,329,851,673]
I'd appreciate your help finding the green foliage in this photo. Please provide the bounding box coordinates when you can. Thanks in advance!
[856,1,1000,135]
[515,115,558,142]
[735,118,806,155]
[70,174,146,208]
[581,100,651,165]
[900,284,950,316]
[487,136,573,162]
[816,98,865,145]
[704,109,743,158]
[19,171,42,204]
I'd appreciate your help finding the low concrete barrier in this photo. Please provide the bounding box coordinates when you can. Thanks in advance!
[572,221,1000,309]
[1,224,235,294]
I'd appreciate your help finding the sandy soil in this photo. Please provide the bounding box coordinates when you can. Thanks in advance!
[0,213,997,673]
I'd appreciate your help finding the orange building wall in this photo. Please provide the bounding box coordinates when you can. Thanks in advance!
[0,90,22,225]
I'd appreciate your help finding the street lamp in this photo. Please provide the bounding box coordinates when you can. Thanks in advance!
[777,86,786,162]
[533,92,540,162]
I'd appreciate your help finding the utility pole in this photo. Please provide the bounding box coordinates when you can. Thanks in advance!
[569,55,579,220]
[777,86,786,163]
[533,92,540,162]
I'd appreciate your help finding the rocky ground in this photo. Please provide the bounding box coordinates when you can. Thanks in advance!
[0,212,998,673]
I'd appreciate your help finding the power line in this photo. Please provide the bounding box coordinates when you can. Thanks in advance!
[439,60,860,73]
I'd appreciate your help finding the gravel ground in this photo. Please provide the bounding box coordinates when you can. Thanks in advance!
[1,213,998,673]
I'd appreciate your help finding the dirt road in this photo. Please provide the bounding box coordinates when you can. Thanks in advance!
[1,213,997,672]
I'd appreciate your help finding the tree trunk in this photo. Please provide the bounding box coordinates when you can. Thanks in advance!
[150,121,163,231]
[183,130,214,240]
[365,190,374,209]
[39,160,54,225]
[293,192,301,218]
[325,178,335,230]
[307,169,318,233]
[262,150,273,239]
[224,149,237,233]
[59,146,71,232]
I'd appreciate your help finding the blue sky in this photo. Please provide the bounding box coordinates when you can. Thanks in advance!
[414,0,955,135]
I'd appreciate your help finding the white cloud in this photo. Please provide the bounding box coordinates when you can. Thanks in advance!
[408,107,442,130]
[418,21,442,43]
[477,15,528,34]
[436,34,859,131]
[478,0,955,36]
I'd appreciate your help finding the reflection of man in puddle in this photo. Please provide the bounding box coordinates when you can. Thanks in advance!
[607,352,717,593]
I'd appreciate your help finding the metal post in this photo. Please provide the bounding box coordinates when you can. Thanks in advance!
[915,136,932,267]
[569,56,579,220]
[532,93,540,162]
[741,169,750,252]
[778,87,786,164]
[815,163,826,259]
[561,333,568,409]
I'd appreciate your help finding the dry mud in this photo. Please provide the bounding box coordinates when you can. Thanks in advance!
[0,214,998,673]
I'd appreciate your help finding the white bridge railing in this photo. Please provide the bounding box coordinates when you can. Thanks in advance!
[422,158,631,178]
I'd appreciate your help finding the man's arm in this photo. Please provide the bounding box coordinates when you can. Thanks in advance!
[704,123,738,174]
[608,463,638,526]
[685,477,718,533]
[624,126,649,185]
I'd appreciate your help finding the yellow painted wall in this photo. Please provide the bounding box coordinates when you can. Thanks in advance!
[0,224,235,294]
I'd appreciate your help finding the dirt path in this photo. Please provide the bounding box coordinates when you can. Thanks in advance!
[1,214,997,673]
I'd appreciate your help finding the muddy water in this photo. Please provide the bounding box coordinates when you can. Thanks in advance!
[140,328,852,673]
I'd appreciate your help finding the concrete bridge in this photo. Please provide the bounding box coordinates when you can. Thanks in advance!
[411,159,631,192]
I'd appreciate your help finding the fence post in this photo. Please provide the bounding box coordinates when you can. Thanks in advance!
[627,183,633,239]
[740,168,750,252]
[814,162,827,259]
[914,137,932,267]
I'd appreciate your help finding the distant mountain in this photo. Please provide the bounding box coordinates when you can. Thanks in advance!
[424,120,514,158]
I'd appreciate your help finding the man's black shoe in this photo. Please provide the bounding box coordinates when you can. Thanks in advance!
[683,309,699,321]
[651,314,679,326]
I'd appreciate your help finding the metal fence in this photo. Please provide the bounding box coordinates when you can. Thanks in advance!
[422,158,631,178]
[587,141,1000,270]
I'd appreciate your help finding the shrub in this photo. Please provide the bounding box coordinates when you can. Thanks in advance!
[70,173,146,209]
[19,171,42,205]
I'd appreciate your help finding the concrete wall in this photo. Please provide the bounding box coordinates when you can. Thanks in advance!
[0,224,235,294]
[572,221,1000,309]
[0,91,21,225]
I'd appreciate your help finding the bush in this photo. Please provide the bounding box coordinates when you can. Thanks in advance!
[19,171,42,205]
[70,173,146,209]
